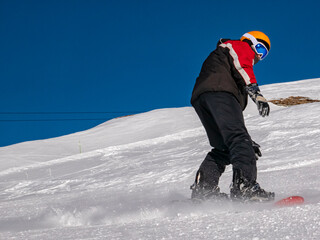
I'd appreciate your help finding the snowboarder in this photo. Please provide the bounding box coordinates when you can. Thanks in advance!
[190,31,275,201]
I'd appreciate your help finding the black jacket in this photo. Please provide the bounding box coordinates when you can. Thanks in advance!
[191,39,258,110]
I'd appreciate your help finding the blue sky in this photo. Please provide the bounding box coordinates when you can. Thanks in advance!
[0,0,319,147]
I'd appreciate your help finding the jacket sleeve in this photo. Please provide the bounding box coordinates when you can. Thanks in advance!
[219,40,257,86]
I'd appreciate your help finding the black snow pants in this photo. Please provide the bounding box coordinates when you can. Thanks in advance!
[192,92,257,188]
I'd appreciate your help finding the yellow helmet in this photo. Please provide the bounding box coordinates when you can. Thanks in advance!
[241,31,271,51]
[241,31,271,60]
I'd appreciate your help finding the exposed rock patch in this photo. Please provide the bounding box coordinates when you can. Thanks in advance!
[269,96,320,106]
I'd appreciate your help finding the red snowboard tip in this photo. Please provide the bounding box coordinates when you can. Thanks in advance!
[274,196,304,207]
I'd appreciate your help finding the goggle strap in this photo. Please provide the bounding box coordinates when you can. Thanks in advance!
[243,33,259,45]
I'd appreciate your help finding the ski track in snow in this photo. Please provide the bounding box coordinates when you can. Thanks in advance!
[1,78,320,239]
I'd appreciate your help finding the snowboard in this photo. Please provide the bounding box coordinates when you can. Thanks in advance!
[274,196,304,207]
[171,195,305,206]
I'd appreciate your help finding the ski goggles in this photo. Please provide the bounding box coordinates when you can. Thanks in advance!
[243,33,269,60]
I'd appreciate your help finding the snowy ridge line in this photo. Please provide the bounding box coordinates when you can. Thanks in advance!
[262,77,320,88]
[0,127,205,177]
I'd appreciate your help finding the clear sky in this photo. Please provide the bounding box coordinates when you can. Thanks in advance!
[1,0,319,147]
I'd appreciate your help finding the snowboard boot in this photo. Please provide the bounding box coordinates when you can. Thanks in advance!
[190,183,228,201]
[230,181,275,202]
[230,169,275,202]
[190,170,228,201]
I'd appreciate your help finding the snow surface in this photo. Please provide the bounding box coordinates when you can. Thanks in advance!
[0,78,320,240]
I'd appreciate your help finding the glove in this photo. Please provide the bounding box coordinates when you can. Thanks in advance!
[252,140,262,160]
[246,83,270,117]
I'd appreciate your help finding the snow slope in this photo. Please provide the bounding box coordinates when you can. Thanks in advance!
[0,78,320,239]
